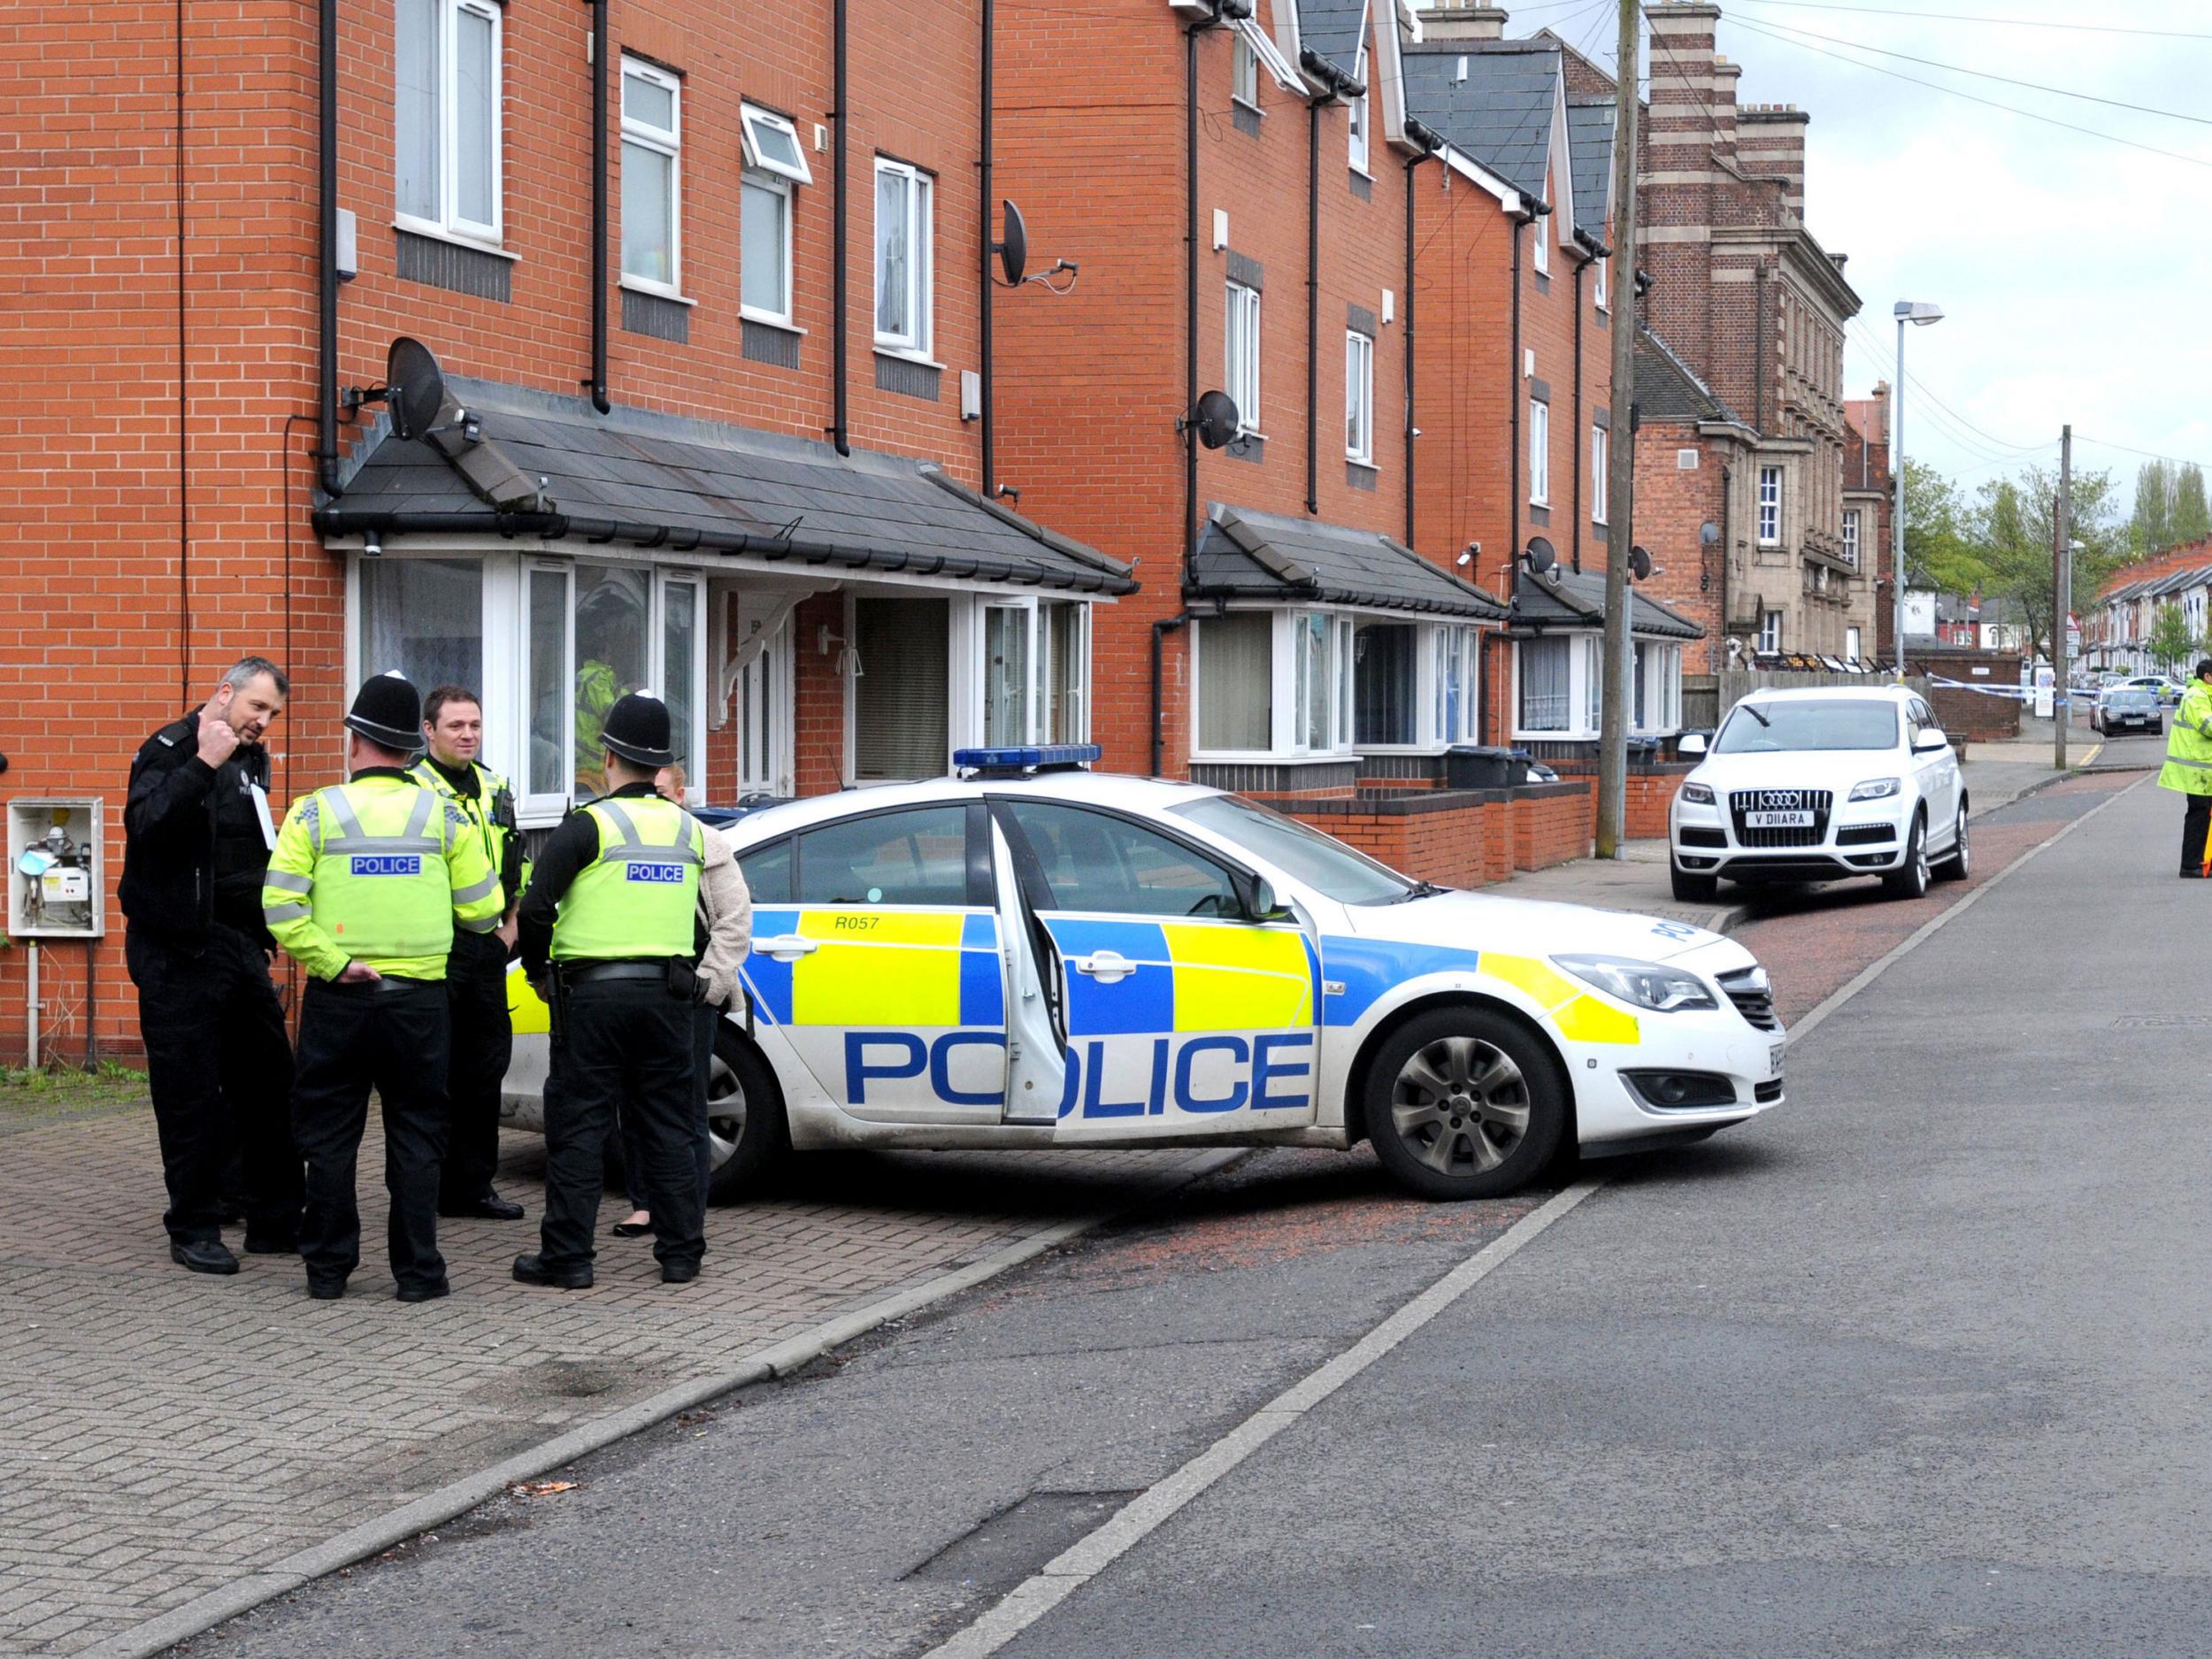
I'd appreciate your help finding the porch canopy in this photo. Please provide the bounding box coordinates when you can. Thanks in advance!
[314,376,1135,595]
[1190,503,1507,618]
[1511,567,1703,640]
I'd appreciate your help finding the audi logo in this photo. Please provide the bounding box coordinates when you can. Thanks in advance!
[1755,790,1801,809]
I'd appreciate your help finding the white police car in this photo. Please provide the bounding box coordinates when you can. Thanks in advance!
[503,746,1785,1202]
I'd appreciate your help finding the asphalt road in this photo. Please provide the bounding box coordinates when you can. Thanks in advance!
[183,770,2210,1659]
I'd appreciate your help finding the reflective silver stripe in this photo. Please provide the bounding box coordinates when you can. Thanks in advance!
[451,872,500,904]
[2166,754,2212,770]
[592,802,704,866]
[403,787,437,843]
[263,902,310,924]
[323,836,443,855]
[455,913,500,933]
[325,789,368,845]
[595,801,641,855]
[263,870,311,895]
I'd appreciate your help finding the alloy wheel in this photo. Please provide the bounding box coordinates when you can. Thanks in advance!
[1389,1035,1532,1176]
[705,1050,747,1171]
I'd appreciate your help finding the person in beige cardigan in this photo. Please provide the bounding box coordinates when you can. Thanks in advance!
[611,764,752,1237]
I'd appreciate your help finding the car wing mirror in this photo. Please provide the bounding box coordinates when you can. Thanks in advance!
[1678,732,1709,757]
[1248,877,1294,922]
[1913,729,1949,754]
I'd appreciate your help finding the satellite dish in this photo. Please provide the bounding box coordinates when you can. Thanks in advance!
[1193,389,1240,450]
[1524,536,1555,574]
[1629,544,1654,580]
[1700,520,1721,547]
[996,200,1029,286]
[386,336,447,442]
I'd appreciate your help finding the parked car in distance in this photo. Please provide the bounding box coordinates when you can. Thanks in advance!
[2116,674,2185,706]
[2091,687,2162,737]
[1669,685,1967,905]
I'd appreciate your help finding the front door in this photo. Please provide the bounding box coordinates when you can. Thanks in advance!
[989,798,1320,1141]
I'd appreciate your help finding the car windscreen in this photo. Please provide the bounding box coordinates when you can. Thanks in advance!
[1169,794,1417,905]
[2106,690,2154,710]
[1713,699,1899,753]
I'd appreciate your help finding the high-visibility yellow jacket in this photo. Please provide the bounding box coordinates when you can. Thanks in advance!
[548,795,705,963]
[261,769,504,981]
[410,756,527,916]
[2160,681,2212,796]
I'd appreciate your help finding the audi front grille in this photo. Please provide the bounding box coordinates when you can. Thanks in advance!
[1728,787,1833,848]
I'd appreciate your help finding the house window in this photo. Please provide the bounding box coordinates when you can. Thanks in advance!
[853,596,949,780]
[1582,635,1601,732]
[740,105,810,326]
[1757,465,1782,546]
[1529,397,1550,507]
[1842,508,1861,568]
[358,557,486,717]
[1594,252,1609,312]
[874,158,934,356]
[395,0,502,243]
[1345,330,1374,465]
[1348,86,1370,173]
[1197,612,1272,752]
[1517,636,1571,732]
[1532,175,1551,276]
[1759,610,1782,653]
[1632,641,1647,729]
[1437,626,1479,745]
[1233,32,1259,109]
[1845,626,1863,661]
[1292,611,1354,754]
[620,58,681,293]
[1225,280,1262,434]
[979,598,1088,748]
[1591,426,1609,525]
[1354,623,1417,745]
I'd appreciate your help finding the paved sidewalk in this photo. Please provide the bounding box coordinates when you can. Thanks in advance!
[0,1107,1216,1656]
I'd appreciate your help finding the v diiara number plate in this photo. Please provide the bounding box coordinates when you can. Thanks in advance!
[1746,810,1814,828]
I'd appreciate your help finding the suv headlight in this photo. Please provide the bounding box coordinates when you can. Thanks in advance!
[1679,781,1716,805]
[1848,777,1901,802]
[1553,954,1720,1013]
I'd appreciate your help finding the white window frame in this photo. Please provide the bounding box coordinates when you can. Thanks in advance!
[1591,426,1609,525]
[1533,175,1552,276]
[1594,251,1609,312]
[1757,465,1783,547]
[1845,626,1862,662]
[1226,280,1262,436]
[1348,61,1371,175]
[964,595,1093,749]
[1759,610,1783,653]
[1512,633,1588,740]
[1190,608,1359,761]
[739,103,812,184]
[1345,328,1375,465]
[394,0,504,249]
[873,157,936,358]
[619,57,683,298]
[741,171,796,326]
[1232,32,1260,111]
[1529,397,1550,507]
[1842,508,1861,568]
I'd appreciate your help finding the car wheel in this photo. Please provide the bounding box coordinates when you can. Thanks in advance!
[1934,802,1970,882]
[1671,863,1718,903]
[704,1022,790,1204]
[1882,812,1931,900]
[1363,1008,1565,1201]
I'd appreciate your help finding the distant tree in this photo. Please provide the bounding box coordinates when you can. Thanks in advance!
[1901,460,1987,595]
[1970,465,2124,667]
[2147,603,2194,675]
[2175,465,2211,545]
[2132,461,2174,556]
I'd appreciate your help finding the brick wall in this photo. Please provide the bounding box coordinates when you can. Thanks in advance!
[1548,761,1694,840]
[1284,777,1594,890]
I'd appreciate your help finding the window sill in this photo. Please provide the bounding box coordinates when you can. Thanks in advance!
[621,276,695,306]
[392,218,518,261]
[1232,97,1264,118]
[1188,749,1353,765]
[741,308,807,335]
[873,343,944,370]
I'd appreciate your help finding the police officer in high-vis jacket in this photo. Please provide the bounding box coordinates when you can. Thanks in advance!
[261,673,504,1302]
[513,693,716,1290]
[411,685,527,1221]
[2161,657,2212,877]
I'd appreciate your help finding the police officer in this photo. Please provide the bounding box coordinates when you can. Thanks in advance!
[411,685,527,1221]
[121,657,303,1275]
[513,694,712,1290]
[2161,657,2212,877]
[262,673,504,1301]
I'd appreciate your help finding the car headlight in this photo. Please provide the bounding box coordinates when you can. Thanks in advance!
[1553,954,1720,1013]
[1848,777,1901,802]
[1679,781,1716,805]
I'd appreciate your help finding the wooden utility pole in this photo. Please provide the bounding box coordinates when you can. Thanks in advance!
[1595,0,1639,858]
[2054,423,2072,771]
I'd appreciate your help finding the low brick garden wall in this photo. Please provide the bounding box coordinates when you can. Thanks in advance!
[1282,779,1595,888]
[1545,760,1697,840]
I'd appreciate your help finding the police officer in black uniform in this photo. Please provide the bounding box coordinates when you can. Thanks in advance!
[121,657,303,1275]
[512,694,710,1290]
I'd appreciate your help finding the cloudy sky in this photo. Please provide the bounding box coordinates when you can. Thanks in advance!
[1531,0,2212,501]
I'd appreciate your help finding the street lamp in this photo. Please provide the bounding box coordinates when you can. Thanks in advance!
[1893,300,1944,680]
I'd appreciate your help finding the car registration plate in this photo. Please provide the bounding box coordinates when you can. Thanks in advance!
[1769,1042,1786,1079]
[1747,810,1813,828]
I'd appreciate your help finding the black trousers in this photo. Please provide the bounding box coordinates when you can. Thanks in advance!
[618,1001,720,1213]
[292,977,450,1290]
[541,979,702,1273]
[126,926,302,1247]
[440,932,513,1206]
[2185,794,2212,876]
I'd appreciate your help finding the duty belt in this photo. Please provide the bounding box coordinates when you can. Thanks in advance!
[559,959,674,986]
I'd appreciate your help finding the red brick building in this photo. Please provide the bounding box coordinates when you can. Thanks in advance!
[1844,383,1893,663]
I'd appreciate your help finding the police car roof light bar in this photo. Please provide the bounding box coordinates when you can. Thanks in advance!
[952,743,1102,778]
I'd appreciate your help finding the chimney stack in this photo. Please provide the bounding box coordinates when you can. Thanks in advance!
[1739,104,1809,222]
[1421,0,1509,42]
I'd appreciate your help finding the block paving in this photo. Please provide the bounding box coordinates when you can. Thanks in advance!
[0,1105,1206,1656]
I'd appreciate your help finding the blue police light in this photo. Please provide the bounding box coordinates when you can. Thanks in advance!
[952,743,1102,777]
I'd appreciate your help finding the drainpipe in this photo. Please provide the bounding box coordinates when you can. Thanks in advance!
[1300,50,1362,518]
[979,0,995,494]
[832,0,850,455]
[587,0,610,413]
[315,0,342,496]
[1402,121,1441,549]
[1720,462,1732,664]
[1508,202,1532,578]
[1572,242,1595,573]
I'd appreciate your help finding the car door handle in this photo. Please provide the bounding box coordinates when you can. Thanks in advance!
[1071,949,1135,984]
[755,934,819,961]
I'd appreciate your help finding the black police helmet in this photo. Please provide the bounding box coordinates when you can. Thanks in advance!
[344,672,425,753]
[601,692,676,768]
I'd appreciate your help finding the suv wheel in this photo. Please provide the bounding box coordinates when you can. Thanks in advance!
[1363,1009,1566,1201]
[1882,812,1931,900]
[1934,803,1970,882]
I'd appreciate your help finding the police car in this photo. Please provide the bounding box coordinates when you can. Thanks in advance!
[501,747,1785,1202]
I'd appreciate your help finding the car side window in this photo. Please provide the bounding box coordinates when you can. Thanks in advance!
[795,806,970,906]
[999,800,1243,919]
[737,836,793,903]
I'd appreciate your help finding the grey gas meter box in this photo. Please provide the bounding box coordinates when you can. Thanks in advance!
[8,798,104,937]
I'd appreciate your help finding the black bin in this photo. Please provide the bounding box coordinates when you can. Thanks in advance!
[1445,744,1520,790]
